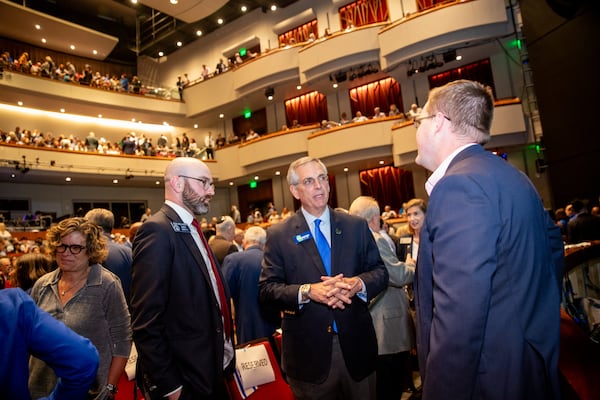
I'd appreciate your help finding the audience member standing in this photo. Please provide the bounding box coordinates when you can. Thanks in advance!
[259,156,388,400]
[1,289,99,400]
[85,131,99,152]
[205,131,215,159]
[349,196,415,400]
[209,216,239,266]
[413,80,563,400]
[10,253,54,294]
[222,226,278,344]
[29,217,131,400]
[140,208,152,223]
[230,205,241,224]
[131,157,234,399]
[84,208,133,305]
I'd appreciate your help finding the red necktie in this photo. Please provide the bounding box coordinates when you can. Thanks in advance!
[192,219,232,340]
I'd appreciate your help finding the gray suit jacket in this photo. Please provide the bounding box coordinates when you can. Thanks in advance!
[370,232,415,355]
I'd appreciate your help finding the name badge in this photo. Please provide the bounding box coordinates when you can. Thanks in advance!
[171,222,191,233]
[400,237,412,244]
[294,231,311,244]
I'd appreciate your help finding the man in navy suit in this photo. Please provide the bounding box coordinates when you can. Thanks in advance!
[259,156,388,400]
[222,226,278,344]
[131,157,234,400]
[413,80,564,400]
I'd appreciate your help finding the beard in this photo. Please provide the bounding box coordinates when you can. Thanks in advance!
[182,182,211,215]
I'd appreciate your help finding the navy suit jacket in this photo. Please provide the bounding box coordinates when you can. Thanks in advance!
[259,208,388,383]
[415,145,564,400]
[131,205,233,399]
[222,245,278,344]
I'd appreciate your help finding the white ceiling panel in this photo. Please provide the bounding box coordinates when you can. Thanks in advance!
[140,0,228,23]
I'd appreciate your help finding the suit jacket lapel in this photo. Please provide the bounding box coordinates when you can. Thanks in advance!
[163,206,214,292]
[292,212,328,276]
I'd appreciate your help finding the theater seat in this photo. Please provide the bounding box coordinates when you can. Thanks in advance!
[226,338,294,400]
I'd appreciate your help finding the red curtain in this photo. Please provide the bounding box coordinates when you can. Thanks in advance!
[284,91,328,126]
[359,166,415,213]
[428,58,496,97]
[339,0,390,29]
[278,20,318,46]
[349,77,402,118]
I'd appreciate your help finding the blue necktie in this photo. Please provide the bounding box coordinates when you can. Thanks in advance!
[315,219,337,333]
[314,219,331,275]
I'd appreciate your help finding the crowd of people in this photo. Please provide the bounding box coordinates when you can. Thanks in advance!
[0,126,234,159]
[1,51,147,95]
[2,80,600,400]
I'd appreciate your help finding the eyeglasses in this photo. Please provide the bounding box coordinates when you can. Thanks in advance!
[179,175,215,190]
[414,113,451,129]
[296,174,328,187]
[55,244,86,254]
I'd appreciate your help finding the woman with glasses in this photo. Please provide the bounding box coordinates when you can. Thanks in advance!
[29,217,131,400]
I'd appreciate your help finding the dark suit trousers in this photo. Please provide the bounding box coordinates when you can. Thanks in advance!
[286,335,376,400]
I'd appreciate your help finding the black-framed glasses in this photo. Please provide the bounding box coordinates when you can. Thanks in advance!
[55,244,86,254]
[414,113,451,129]
[179,175,215,190]
[296,174,328,187]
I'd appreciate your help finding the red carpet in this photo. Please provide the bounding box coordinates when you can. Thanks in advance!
[559,308,600,400]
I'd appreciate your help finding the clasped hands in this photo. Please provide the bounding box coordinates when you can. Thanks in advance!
[309,273,363,310]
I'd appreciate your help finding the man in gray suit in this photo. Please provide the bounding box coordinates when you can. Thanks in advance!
[349,196,415,400]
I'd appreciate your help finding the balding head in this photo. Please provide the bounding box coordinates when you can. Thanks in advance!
[164,157,214,216]
[216,216,235,240]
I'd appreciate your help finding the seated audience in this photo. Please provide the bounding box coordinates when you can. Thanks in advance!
[566,199,600,244]
[373,107,386,118]
[406,103,422,119]
[352,111,368,122]
[381,205,398,220]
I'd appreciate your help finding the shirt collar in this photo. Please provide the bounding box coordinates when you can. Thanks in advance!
[425,143,478,195]
[165,200,195,226]
[301,207,330,227]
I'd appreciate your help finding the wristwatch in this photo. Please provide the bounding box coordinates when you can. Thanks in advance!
[300,283,311,302]
[106,383,118,395]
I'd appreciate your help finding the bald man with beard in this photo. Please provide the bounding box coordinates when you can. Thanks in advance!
[131,157,234,400]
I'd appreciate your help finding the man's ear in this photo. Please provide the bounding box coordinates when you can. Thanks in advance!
[170,175,183,192]
[290,184,300,200]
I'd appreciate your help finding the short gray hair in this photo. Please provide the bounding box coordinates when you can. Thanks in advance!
[348,196,380,222]
[244,226,266,245]
[287,156,328,186]
[84,208,115,233]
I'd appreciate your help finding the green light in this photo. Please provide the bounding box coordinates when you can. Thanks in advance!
[535,144,540,154]
[239,48,247,57]
[249,181,257,189]
[244,109,252,119]
[508,39,522,50]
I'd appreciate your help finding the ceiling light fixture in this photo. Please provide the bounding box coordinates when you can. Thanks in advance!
[241,5,247,12]
[265,87,274,100]
[217,18,224,24]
